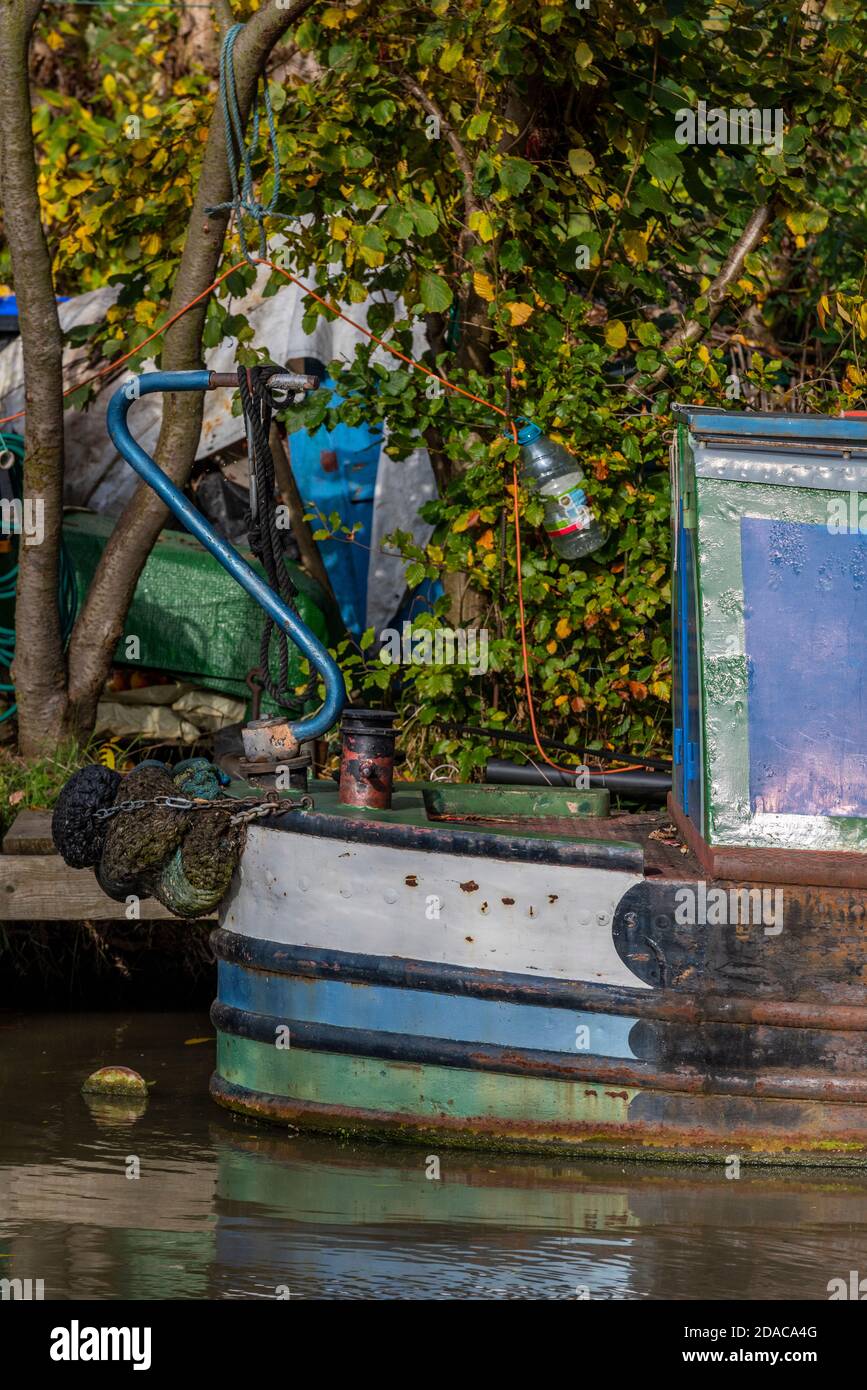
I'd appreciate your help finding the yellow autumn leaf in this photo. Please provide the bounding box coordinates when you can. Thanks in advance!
[453,509,480,534]
[817,293,830,330]
[439,41,464,72]
[622,230,648,264]
[477,528,495,551]
[469,209,494,242]
[506,302,534,326]
[605,321,627,349]
[103,73,117,99]
[45,30,64,51]
[142,103,159,119]
[141,234,161,256]
[320,6,345,25]
[568,148,595,178]
[473,272,496,302]
[555,617,572,639]
[331,216,351,241]
[697,343,710,365]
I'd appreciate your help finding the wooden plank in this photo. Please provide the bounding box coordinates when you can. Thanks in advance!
[3,809,55,855]
[0,853,214,921]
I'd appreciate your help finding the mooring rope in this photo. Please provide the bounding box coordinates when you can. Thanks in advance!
[237,363,312,711]
[204,22,284,262]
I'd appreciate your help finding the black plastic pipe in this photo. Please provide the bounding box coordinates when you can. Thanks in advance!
[485,758,671,803]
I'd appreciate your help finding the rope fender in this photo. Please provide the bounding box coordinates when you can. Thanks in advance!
[52,758,275,920]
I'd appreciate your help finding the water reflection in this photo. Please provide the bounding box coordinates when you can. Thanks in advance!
[2,1012,867,1299]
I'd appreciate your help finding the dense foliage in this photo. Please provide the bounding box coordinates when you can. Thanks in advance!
[6,0,867,776]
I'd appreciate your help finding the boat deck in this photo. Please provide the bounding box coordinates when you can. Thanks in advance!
[495,810,699,879]
[222,767,697,881]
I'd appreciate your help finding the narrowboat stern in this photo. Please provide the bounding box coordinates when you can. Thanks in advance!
[101,375,867,1165]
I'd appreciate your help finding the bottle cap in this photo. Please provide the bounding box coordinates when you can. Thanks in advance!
[505,416,542,445]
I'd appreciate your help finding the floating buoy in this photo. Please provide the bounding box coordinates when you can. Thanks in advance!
[81,1065,148,1097]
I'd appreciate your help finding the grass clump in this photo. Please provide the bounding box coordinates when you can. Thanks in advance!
[0,740,92,837]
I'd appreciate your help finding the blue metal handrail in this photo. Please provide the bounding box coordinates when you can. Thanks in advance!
[106,370,345,742]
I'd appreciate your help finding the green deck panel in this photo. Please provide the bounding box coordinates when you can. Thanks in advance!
[62,511,337,716]
[215,1034,636,1129]
[421,783,610,820]
[220,778,629,849]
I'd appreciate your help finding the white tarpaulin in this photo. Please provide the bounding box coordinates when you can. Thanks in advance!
[0,264,436,629]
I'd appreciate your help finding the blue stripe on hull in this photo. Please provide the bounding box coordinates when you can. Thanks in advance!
[217,961,639,1060]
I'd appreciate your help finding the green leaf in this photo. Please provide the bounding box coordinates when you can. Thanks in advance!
[644,145,684,182]
[344,144,373,168]
[370,98,396,125]
[499,157,533,195]
[408,200,439,237]
[467,111,491,139]
[419,271,453,313]
[499,239,525,272]
[381,205,414,239]
[360,225,387,252]
[635,322,661,347]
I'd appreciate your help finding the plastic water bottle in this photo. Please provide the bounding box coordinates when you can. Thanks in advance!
[515,419,607,559]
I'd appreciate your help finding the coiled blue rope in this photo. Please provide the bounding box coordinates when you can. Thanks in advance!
[0,432,77,723]
[204,22,284,261]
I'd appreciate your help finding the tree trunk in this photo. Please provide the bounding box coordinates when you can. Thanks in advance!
[64,0,317,737]
[0,0,68,755]
[176,0,222,79]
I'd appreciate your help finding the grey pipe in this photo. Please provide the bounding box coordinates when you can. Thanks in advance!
[485,758,671,803]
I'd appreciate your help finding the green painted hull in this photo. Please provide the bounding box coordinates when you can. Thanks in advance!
[211,1035,867,1165]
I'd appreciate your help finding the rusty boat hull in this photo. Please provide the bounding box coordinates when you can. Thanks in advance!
[209,787,867,1166]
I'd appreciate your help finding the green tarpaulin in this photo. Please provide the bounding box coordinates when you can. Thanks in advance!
[63,512,336,719]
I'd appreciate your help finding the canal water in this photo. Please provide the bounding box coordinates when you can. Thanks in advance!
[1,1011,865,1301]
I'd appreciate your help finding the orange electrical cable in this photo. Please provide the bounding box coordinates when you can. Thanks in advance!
[3,250,644,777]
[0,259,249,428]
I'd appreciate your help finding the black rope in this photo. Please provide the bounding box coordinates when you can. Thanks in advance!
[238,365,313,711]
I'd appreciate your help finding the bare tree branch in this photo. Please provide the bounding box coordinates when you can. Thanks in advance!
[627,204,773,395]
